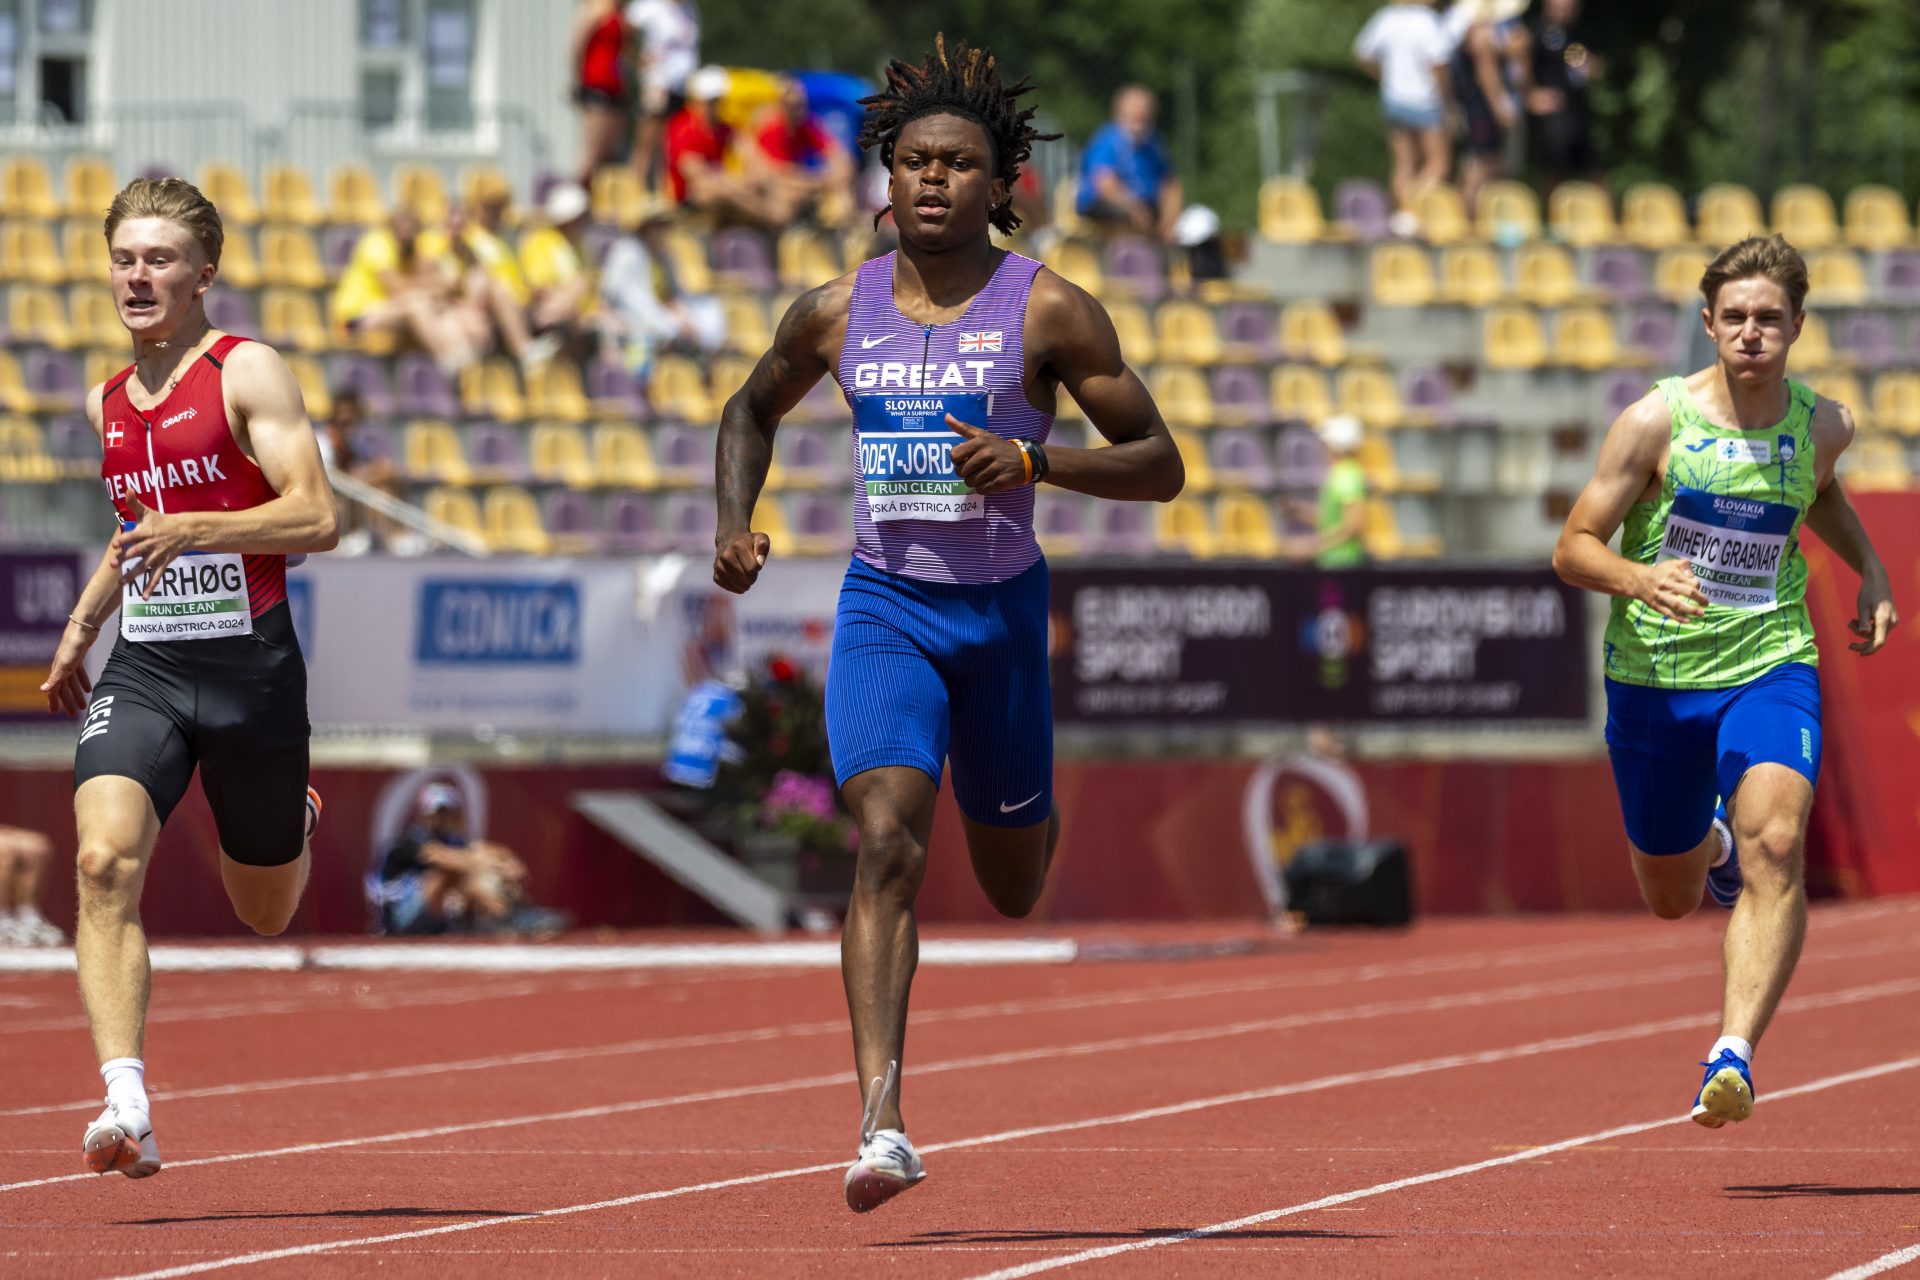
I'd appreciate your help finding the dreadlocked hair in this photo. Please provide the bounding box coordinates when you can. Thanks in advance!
[858,33,1060,235]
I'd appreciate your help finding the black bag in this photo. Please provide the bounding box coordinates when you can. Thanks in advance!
[1283,840,1414,927]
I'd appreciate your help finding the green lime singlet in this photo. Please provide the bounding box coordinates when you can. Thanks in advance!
[1602,376,1819,689]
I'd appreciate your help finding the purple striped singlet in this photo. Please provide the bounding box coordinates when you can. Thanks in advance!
[833,249,1053,585]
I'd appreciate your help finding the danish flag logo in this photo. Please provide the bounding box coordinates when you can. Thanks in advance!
[106,421,125,447]
[958,331,1003,353]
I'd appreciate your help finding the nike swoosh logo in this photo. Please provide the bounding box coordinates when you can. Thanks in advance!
[860,335,894,349]
[999,792,1043,814]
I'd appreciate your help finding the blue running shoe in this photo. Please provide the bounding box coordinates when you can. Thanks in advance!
[1706,799,1742,909]
[1691,1049,1754,1128]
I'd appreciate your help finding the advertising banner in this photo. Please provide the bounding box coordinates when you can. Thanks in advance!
[0,551,87,722]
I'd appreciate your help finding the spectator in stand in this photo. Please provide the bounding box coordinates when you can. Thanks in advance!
[315,390,402,555]
[1076,85,1183,243]
[1354,0,1455,238]
[600,195,727,376]
[572,0,632,182]
[1292,414,1369,567]
[748,78,857,228]
[518,182,601,356]
[1527,0,1601,191]
[374,784,570,937]
[1446,0,1529,211]
[666,65,802,229]
[427,203,559,371]
[626,0,700,187]
[0,826,65,948]
[330,208,485,373]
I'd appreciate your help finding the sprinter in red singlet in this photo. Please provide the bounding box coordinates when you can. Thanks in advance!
[39,177,339,1179]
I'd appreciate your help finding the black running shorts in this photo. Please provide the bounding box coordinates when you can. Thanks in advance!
[74,603,310,867]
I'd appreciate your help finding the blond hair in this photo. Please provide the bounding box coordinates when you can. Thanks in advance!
[104,177,225,267]
[1700,233,1809,314]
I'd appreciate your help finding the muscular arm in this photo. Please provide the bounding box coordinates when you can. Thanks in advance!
[185,344,339,553]
[1553,390,1707,620]
[1801,400,1898,654]
[712,277,849,591]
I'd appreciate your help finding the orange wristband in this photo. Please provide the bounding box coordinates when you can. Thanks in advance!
[1016,439,1034,485]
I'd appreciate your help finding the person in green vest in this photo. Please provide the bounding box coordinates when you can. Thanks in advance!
[1311,413,1369,568]
[1554,234,1898,1131]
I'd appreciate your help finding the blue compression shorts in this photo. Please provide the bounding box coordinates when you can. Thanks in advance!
[825,555,1054,827]
[1603,661,1822,856]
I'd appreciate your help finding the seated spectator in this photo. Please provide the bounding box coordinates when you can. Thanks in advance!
[518,182,601,356]
[666,65,803,229]
[315,390,402,555]
[1077,85,1182,242]
[748,78,856,228]
[600,196,728,376]
[375,784,570,936]
[330,208,486,373]
[1353,1,1455,236]
[0,826,64,948]
[426,196,560,370]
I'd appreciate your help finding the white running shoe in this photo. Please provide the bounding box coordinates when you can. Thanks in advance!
[15,907,66,947]
[843,1061,926,1213]
[83,1100,161,1178]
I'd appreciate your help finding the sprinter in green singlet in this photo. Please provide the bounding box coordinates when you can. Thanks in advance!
[1555,235,1897,1128]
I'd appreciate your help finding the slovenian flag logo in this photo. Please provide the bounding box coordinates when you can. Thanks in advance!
[958,331,1003,353]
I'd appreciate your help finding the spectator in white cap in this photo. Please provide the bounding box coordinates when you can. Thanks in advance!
[626,0,701,186]
[518,181,599,346]
[1303,413,1370,567]
[373,782,569,936]
[665,65,806,229]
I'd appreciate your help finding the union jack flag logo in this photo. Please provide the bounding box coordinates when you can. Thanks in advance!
[958,331,1003,353]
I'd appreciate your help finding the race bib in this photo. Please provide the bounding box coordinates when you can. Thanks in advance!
[122,551,253,641]
[853,392,990,523]
[1656,487,1797,610]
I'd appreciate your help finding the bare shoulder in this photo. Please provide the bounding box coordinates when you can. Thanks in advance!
[1606,387,1673,456]
[775,272,855,347]
[220,337,299,392]
[84,380,106,431]
[1027,266,1116,367]
[1027,266,1104,330]
[1809,390,1856,452]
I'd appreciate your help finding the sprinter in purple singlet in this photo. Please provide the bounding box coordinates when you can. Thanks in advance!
[713,35,1184,1212]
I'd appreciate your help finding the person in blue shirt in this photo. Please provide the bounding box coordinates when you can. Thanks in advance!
[1076,84,1183,243]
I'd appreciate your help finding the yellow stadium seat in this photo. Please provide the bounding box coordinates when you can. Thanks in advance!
[590,167,646,228]
[652,226,713,296]
[527,358,592,422]
[483,485,554,554]
[260,288,329,351]
[424,487,484,540]
[649,353,714,422]
[751,491,796,557]
[1370,242,1436,306]
[1280,301,1345,366]
[1547,181,1617,248]
[198,163,260,226]
[1156,497,1218,557]
[1476,180,1541,243]
[1796,313,1835,368]
[1514,242,1581,308]
[1622,182,1690,250]
[218,227,262,290]
[1365,498,1442,558]
[777,227,841,290]
[1483,306,1546,370]
[1155,300,1223,364]
[1437,243,1506,307]
[1272,364,1333,425]
[0,416,56,484]
[1771,184,1838,250]
[1106,300,1158,365]
[1841,437,1912,490]
[1807,248,1868,306]
[1357,435,1402,492]
[1696,183,1764,248]
[1216,492,1282,557]
[1042,238,1105,294]
[69,286,120,348]
[1655,247,1712,305]
[0,352,31,413]
[710,354,755,409]
[64,156,116,219]
[1802,370,1866,427]
[261,227,328,290]
[3,220,65,284]
[718,292,772,354]
[285,354,331,419]
[1336,363,1405,431]
[10,286,75,347]
[1871,372,1920,437]
[263,165,324,227]
[84,349,126,395]
[328,165,386,226]
[394,165,450,223]
[529,422,595,487]
[62,220,110,284]
[1843,185,1911,253]
[404,420,471,484]
[1552,306,1624,370]
[1149,364,1215,430]
[594,423,659,489]
[2,156,60,220]
[1258,177,1326,244]
[1170,428,1213,492]
[1411,183,1469,245]
[459,358,526,423]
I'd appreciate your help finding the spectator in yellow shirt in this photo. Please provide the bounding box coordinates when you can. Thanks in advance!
[519,183,600,353]
[423,179,559,370]
[330,208,486,373]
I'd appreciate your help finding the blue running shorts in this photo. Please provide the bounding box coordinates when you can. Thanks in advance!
[825,556,1053,827]
[1603,661,1822,856]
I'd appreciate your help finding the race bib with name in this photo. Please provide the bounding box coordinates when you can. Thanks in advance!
[122,551,253,641]
[853,392,991,523]
[1656,487,1797,610]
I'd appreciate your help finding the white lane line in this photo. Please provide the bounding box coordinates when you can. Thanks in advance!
[98,998,1920,1280]
[961,1054,1920,1280]
[0,929,1730,1118]
[1828,1244,1920,1280]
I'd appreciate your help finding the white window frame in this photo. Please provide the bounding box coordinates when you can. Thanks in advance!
[359,0,497,155]
[0,0,96,134]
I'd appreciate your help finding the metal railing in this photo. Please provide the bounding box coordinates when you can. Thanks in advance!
[329,473,490,558]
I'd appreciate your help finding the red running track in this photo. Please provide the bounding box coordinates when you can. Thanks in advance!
[4,904,1920,1279]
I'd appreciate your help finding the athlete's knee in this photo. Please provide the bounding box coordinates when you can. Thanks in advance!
[234,900,296,937]
[852,816,926,902]
[74,841,142,904]
[1642,887,1700,921]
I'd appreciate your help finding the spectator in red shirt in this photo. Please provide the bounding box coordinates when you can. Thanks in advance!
[664,64,803,229]
[749,78,855,227]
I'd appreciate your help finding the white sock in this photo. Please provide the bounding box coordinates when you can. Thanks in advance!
[1710,819,1733,869]
[101,1058,149,1113]
[1709,1035,1753,1067]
